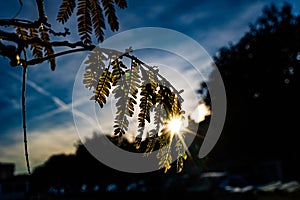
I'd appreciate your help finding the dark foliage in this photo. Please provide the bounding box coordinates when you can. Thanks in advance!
[29,133,202,194]
[200,2,300,181]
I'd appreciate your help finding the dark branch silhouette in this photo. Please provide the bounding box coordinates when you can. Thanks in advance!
[1,0,190,174]
[1,0,128,175]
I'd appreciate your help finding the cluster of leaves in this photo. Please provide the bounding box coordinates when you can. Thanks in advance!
[83,47,187,172]
[14,25,56,70]
[0,0,127,71]
[1,0,190,174]
[57,0,127,44]
[0,0,128,174]
[143,126,188,173]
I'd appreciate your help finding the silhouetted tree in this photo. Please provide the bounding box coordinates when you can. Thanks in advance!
[199,2,300,180]
[29,133,189,194]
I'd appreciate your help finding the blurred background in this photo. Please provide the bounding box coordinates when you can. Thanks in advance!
[1,0,300,199]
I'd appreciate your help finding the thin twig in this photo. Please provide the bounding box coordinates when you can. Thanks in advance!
[123,53,184,103]
[0,19,40,28]
[22,63,31,175]
[19,21,31,174]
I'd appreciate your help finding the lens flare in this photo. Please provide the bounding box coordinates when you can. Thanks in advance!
[167,117,183,135]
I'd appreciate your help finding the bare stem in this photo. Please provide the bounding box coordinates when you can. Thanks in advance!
[22,61,31,175]
[27,47,94,66]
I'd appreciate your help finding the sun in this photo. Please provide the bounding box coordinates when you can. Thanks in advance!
[164,111,190,137]
[167,117,182,135]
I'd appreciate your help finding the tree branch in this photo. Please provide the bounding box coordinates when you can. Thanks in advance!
[123,53,184,102]
[0,0,50,28]
[0,19,40,28]
[50,41,94,48]
[47,27,70,37]
[35,0,49,26]
[27,47,94,66]
[0,29,20,42]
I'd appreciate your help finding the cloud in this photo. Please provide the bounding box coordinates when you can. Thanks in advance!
[179,11,210,25]
[3,0,300,174]
[181,2,266,53]
[8,70,98,128]
[0,124,80,174]
[0,69,100,174]
[115,0,272,56]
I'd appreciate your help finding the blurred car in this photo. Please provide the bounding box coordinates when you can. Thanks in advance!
[219,175,254,193]
[256,180,300,194]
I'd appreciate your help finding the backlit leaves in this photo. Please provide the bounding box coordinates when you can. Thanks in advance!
[93,68,112,108]
[83,48,187,173]
[111,59,126,85]
[138,67,157,127]
[157,134,172,173]
[176,136,187,173]
[150,103,166,137]
[83,46,108,89]
[111,59,129,136]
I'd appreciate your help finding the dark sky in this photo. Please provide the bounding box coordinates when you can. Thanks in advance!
[1,0,300,174]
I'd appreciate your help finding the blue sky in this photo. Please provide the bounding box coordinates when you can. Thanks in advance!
[1,0,300,174]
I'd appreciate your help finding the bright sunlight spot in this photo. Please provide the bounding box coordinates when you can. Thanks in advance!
[167,117,183,135]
